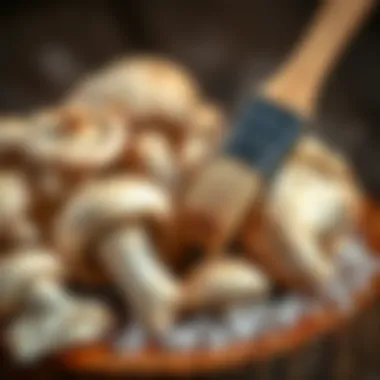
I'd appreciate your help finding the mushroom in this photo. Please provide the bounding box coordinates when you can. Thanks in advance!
[56,176,181,337]
[67,56,225,190]
[22,106,127,201]
[128,101,226,189]
[0,171,37,246]
[130,129,179,189]
[67,56,205,187]
[242,136,361,296]
[180,102,226,180]
[182,258,271,311]
[0,117,28,167]
[1,248,113,363]
[0,248,61,316]
[66,55,201,125]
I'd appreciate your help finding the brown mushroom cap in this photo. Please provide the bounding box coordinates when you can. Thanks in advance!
[55,176,172,283]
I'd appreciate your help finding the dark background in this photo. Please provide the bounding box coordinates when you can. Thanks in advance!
[0,0,380,198]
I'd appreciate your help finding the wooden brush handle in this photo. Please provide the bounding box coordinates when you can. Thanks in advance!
[263,0,375,118]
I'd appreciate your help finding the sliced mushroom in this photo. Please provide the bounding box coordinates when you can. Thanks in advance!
[242,136,361,296]
[182,258,271,310]
[56,176,181,337]
[1,248,113,363]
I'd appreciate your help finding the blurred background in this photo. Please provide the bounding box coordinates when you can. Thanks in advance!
[1,0,380,200]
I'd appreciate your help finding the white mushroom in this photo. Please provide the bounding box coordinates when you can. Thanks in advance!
[22,106,127,199]
[25,106,127,172]
[67,55,201,124]
[0,117,27,157]
[1,248,113,363]
[0,171,36,244]
[182,258,271,310]
[56,176,181,337]
[0,248,61,315]
[132,130,179,188]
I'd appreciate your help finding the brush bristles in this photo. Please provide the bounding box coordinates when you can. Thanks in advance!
[181,157,261,252]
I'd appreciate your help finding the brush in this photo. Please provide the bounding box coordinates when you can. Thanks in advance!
[177,0,375,260]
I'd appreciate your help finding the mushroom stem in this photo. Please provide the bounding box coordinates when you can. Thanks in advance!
[136,131,178,188]
[283,223,335,288]
[27,278,72,313]
[8,279,113,363]
[100,225,180,336]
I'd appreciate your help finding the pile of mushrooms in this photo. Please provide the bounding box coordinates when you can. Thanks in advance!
[0,54,376,363]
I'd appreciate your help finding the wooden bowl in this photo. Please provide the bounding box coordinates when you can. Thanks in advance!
[57,199,380,378]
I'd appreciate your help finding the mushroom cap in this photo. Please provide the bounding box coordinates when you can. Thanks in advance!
[0,171,30,223]
[0,117,28,154]
[182,258,270,310]
[55,176,172,282]
[67,55,201,124]
[0,248,64,315]
[7,295,113,363]
[23,107,127,172]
